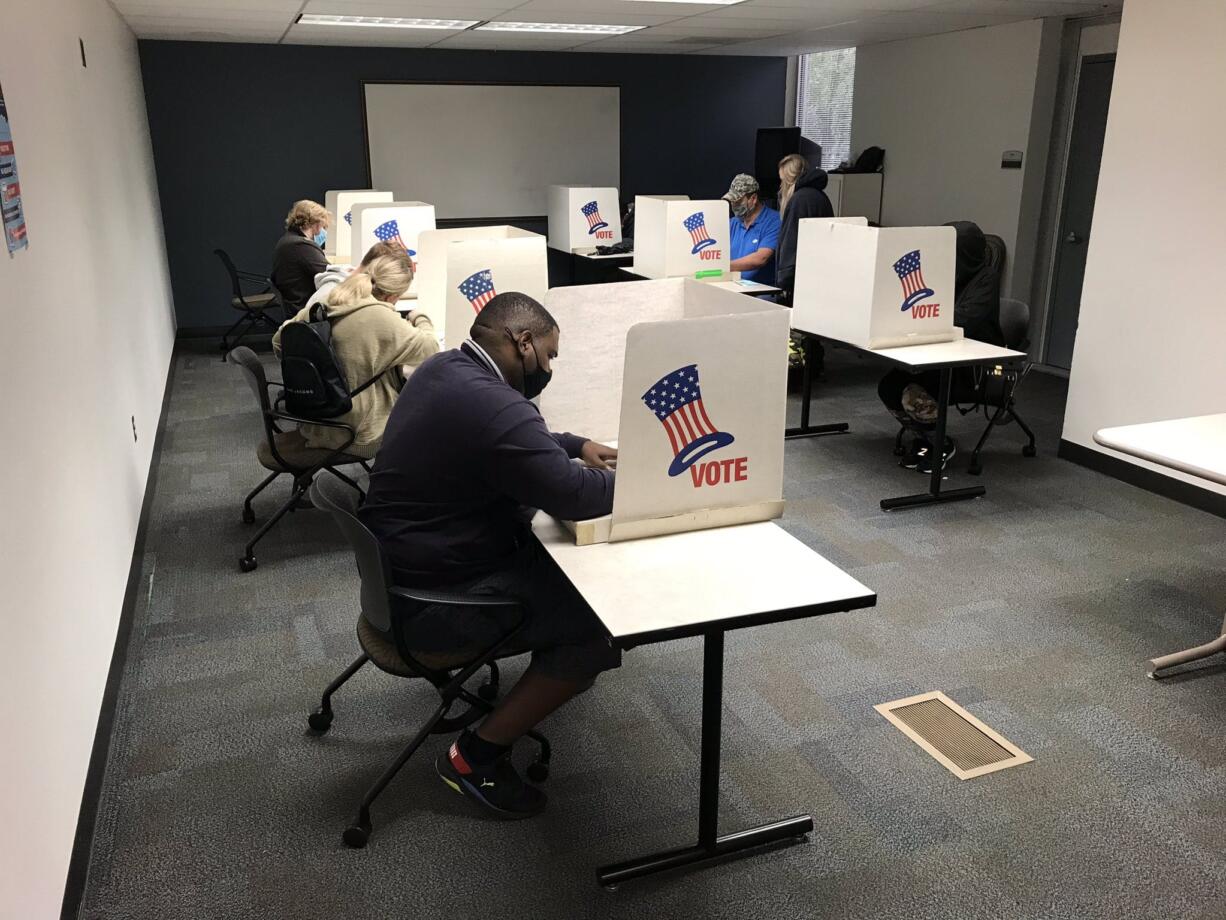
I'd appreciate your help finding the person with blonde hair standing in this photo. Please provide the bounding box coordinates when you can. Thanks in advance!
[273,250,438,460]
[774,153,834,302]
[271,199,331,312]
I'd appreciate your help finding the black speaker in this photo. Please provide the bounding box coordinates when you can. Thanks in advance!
[754,127,802,200]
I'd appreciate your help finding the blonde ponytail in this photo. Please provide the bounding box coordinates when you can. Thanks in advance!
[777,153,807,216]
[327,252,414,308]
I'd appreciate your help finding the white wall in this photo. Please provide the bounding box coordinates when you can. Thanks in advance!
[0,0,176,915]
[851,18,1062,300]
[1061,0,1226,497]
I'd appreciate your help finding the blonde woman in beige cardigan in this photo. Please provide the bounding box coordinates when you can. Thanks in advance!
[273,251,439,459]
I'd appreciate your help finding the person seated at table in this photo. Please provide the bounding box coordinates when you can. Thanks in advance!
[359,292,618,819]
[272,251,438,459]
[271,200,331,312]
[877,220,1005,472]
[303,240,401,312]
[724,173,780,286]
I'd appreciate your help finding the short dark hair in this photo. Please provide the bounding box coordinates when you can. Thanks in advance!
[471,292,558,340]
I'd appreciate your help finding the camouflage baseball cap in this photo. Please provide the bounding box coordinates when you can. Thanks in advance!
[722,173,760,201]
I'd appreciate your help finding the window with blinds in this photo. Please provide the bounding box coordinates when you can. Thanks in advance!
[796,48,857,170]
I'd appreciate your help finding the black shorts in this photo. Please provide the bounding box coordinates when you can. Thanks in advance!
[402,541,622,683]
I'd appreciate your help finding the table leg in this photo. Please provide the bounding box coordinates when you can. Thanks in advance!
[880,366,986,511]
[596,631,813,889]
[1148,610,1226,679]
[786,333,850,440]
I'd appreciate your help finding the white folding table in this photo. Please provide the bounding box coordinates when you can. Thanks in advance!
[1094,414,1226,678]
[788,331,1026,510]
[532,515,876,887]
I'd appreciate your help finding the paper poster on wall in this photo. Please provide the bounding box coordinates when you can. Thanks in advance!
[0,82,29,256]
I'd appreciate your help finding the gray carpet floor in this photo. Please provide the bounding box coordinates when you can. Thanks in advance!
[79,342,1226,920]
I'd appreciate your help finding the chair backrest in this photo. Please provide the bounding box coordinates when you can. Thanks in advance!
[214,249,244,299]
[999,298,1031,352]
[226,346,272,411]
[309,474,395,633]
[984,233,1007,279]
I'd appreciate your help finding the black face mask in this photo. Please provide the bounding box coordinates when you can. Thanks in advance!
[505,328,552,399]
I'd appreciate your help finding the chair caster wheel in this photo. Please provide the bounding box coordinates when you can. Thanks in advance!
[239,556,258,573]
[1022,444,1037,458]
[478,682,498,701]
[967,463,982,476]
[308,709,333,732]
[527,761,549,783]
[343,822,370,849]
[241,507,256,524]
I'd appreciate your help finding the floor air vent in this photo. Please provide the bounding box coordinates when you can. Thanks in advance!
[875,692,1033,780]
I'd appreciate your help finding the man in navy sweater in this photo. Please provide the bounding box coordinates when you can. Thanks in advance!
[360,292,617,818]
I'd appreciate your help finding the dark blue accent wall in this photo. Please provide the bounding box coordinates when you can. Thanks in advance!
[137,41,786,328]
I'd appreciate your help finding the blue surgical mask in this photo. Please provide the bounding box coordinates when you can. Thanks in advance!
[313,229,327,248]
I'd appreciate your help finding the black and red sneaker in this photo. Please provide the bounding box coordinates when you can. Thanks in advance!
[436,740,547,819]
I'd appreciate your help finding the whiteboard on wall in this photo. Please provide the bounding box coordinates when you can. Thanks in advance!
[363,83,620,220]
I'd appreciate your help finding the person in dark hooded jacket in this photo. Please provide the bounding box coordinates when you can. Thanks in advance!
[947,220,1005,347]
[775,153,835,299]
[877,220,1004,472]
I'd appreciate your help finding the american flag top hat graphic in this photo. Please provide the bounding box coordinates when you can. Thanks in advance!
[343,210,352,225]
[373,219,417,258]
[893,250,936,312]
[682,212,718,255]
[580,200,608,234]
[641,364,735,477]
[458,269,497,313]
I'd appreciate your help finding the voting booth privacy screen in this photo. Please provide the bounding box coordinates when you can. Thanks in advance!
[364,84,619,219]
[325,189,393,262]
[414,225,548,345]
[632,197,730,280]
[543,279,789,543]
[792,220,957,350]
[547,186,622,252]
[348,201,436,266]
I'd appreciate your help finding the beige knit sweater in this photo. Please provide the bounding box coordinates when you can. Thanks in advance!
[272,297,439,457]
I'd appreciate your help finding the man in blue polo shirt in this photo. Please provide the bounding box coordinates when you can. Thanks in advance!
[723,173,781,286]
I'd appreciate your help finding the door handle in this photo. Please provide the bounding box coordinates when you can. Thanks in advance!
[1065,231,1083,244]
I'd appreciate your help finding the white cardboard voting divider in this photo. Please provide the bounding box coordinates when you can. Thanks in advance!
[325,190,393,262]
[413,225,548,346]
[547,186,622,252]
[631,196,729,281]
[542,278,789,544]
[349,201,436,266]
[791,220,958,350]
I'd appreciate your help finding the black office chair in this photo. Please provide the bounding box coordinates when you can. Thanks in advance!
[216,249,283,355]
[306,473,551,848]
[226,346,368,572]
[964,297,1038,475]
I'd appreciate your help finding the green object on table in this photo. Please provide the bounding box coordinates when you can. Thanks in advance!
[694,269,723,279]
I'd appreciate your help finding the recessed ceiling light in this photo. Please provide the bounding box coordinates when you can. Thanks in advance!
[476,22,645,35]
[296,14,479,29]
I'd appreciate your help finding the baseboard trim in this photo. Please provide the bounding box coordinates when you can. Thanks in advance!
[60,344,180,920]
[1058,438,1226,520]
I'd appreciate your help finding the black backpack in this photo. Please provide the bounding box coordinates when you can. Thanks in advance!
[279,303,385,419]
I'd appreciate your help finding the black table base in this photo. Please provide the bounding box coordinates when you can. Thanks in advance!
[597,631,812,888]
[880,365,985,510]
[786,333,849,441]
